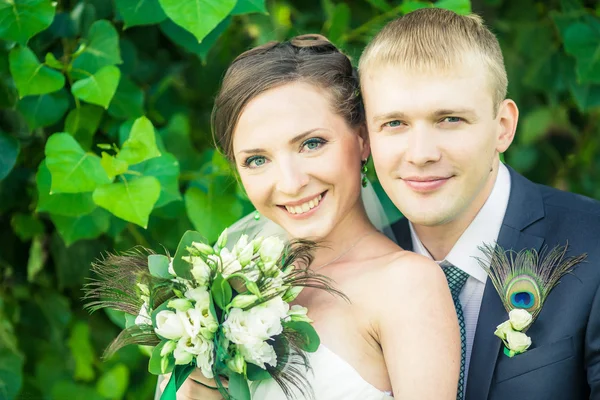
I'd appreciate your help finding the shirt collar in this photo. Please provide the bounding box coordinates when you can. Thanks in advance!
[410,162,511,282]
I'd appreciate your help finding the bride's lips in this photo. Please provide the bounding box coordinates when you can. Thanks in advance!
[401,176,452,192]
[278,191,327,219]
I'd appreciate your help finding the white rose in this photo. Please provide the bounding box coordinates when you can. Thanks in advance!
[233,234,249,254]
[238,341,278,369]
[190,257,212,286]
[508,309,533,331]
[259,237,285,264]
[506,330,532,354]
[196,350,215,379]
[178,308,203,338]
[155,310,186,340]
[287,305,312,323]
[494,320,514,341]
[135,302,151,325]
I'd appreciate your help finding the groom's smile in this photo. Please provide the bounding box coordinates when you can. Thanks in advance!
[401,176,453,193]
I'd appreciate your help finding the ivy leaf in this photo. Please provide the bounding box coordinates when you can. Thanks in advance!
[92,176,161,228]
[16,89,70,130]
[10,213,44,241]
[107,76,144,120]
[64,105,104,151]
[67,322,95,382]
[71,20,122,78]
[158,0,236,43]
[45,52,63,69]
[96,364,129,399]
[45,133,111,193]
[27,235,47,281]
[364,0,391,12]
[50,208,111,246]
[0,0,56,45]
[117,116,161,165]
[71,65,121,108]
[563,20,600,84]
[130,153,181,208]
[0,132,20,181]
[36,161,97,216]
[400,1,431,13]
[9,46,65,98]
[115,0,167,28]
[100,152,129,180]
[324,3,350,46]
[230,0,267,15]
[435,0,471,14]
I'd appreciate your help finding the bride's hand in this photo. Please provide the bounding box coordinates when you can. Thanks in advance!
[159,369,228,400]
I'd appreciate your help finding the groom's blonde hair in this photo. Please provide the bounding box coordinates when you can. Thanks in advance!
[358,8,508,112]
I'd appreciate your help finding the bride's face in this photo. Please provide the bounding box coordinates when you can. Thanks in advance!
[232,81,369,240]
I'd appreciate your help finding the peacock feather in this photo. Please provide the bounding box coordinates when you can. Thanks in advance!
[476,243,587,325]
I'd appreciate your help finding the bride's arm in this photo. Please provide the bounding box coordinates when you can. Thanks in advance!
[377,252,461,399]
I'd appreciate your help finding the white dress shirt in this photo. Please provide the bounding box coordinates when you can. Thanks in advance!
[409,162,511,391]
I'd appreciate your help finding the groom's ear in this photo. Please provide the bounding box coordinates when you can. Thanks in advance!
[495,99,519,154]
[356,124,371,159]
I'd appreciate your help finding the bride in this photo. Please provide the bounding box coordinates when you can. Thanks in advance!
[159,34,460,399]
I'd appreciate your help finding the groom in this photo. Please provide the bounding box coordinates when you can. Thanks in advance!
[359,8,600,400]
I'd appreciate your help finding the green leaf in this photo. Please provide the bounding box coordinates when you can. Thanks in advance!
[27,235,46,281]
[97,364,129,399]
[283,321,320,352]
[0,343,24,400]
[158,114,203,172]
[130,153,181,208]
[107,76,145,119]
[231,0,267,15]
[49,233,107,289]
[435,0,471,14]
[45,52,63,69]
[67,322,96,382]
[148,254,172,278]
[520,107,571,145]
[365,0,391,12]
[228,372,251,400]
[100,152,129,180]
[149,341,173,375]
[172,230,206,279]
[64,105,104,150]
[117,116,161,165]
[400,1,431,13]
[50,208,111,246]
[0,0,56,45]
[16,89,70,130]
[185,187,244,244]
[36,161,97,216]
[45,133,111,193]
[72,65,121,108]
[0,132,19,181]
[324,3,350,45]
[160,17,231,63]
[246,363,271,381]
[570,82,600,111]
[71,20,122,77]
[158,0,236,43]
[211,274,232,310]
[51,381,105,400]
[9,46,65,98]
[116,0,167,28]
[10,213,44,240]
[92,176,161,228]
[563,20,600,84]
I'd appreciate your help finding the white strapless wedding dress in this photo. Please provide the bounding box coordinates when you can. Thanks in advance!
[250,345,394,399]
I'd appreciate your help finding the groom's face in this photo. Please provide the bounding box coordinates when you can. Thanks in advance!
[362,60,510,228]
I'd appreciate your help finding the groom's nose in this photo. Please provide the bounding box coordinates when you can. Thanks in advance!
[275,158,309,196]
[405,127,441,166]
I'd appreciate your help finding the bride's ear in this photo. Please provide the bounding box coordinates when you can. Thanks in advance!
[357,124,371,160]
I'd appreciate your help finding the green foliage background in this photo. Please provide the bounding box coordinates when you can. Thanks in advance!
[0,0,599,398]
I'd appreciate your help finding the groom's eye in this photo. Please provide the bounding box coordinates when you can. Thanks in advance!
[442,117,463,124]
[384,120,403,128]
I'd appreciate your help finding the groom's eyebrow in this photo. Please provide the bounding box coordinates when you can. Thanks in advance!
[371,112,408,125]
[432,109,477,118]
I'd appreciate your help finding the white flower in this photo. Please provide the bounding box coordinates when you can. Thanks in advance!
[179,308,203,338]
[173,337,195,365]
[237,242,255,267]
[233,234,249,255]
[282,286,303,303]
[191,241,214,256]
[505,330,532,354]
[220,248,242,277]
[259,237,285,265]
[168,298,193,312]
[135,302,152,325]
[160,340,177,357]
[189,257,212,286]
[185,286,211,306]
[494,320,513,341]
[217,229,228,249]
[227,352,246,374]
[508,309,533,331]
[155,310,186,340]
[196,350,215,379]
[168,260,175,276]
[229,294,258,309]
[238,341,278,369]
[286,305,312,323]
[174,335,214,368]
[222,308,258,345]
[252,237,264,253]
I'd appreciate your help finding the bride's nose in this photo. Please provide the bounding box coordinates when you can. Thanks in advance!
[275,158,310,196]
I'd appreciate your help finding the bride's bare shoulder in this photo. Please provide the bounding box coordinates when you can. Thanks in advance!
[373,250,448,291]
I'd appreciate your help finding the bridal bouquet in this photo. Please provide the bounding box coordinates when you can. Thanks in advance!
[84,229,342,400]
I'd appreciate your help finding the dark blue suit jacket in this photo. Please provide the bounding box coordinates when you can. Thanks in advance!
[392,167,600,400]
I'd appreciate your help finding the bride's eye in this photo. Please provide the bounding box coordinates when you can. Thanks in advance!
[243,155,268,169]
[301,137,327,152]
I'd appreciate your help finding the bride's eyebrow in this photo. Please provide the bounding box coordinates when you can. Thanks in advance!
[236,128,323,157]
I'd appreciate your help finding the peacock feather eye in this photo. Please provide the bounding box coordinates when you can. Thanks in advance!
[504,274,541,312]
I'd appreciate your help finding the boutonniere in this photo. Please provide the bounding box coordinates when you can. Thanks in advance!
[477,243,587,357]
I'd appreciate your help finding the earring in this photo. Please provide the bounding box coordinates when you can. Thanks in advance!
[361,159,368,188]
[254,210,261,220]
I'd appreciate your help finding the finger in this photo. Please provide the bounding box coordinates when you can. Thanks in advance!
[176,378,225,400]
[188,369,229,389]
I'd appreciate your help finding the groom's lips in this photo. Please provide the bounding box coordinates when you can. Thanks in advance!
[402,176,452,192]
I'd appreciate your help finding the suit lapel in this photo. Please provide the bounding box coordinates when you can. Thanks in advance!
[465,167,545,400]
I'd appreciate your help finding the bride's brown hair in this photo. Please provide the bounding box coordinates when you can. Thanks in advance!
[212,34,364,160]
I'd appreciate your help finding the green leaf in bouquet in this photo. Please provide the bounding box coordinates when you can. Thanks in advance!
[211,274,232,310]
[67,322,96,381]
[115,0,167,29]
[36,161,97,216]
[130,153,181,208]
[100,152,129,180]
[50,208,111,246]
[229,372,251,400]
[45,133,111,193]
[64,104,104,151]
[0,0,56,45]
[231,0,268,15]
[117,116,161,165]
[17,89,70,130]
[92,176,161,229]
[246,363,271,381]
[71,65,121,109]
[9,46,65,98]
[160,364,196,398]
[71,20,122,77]
[158,0,236,43]
[173,230,206,279]
[149,341,174,375]
[0,132,20,181]
[284,321,320,353]
[107,76,145,120]
[148,254,172,279]
[97,364,129,399]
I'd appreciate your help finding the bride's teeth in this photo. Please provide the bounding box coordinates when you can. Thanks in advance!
[308,199,315,208]
[294,206,303,214]
[285,193,324,215]
[302,203,310,212]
